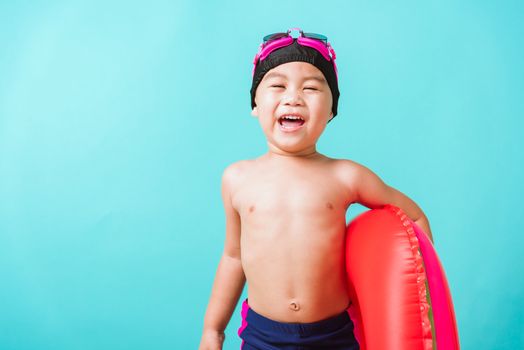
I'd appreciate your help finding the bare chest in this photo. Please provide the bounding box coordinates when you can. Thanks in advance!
[233,172,350,225]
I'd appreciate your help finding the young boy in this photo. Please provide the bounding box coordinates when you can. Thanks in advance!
[198,28,433,350]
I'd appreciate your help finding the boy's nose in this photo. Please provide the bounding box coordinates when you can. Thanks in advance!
[282,89,304,105]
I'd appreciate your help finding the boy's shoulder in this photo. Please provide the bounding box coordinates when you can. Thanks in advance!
[222,159,252,175]
[330,157,362,168]
[329,157,367,179]
[221,159,253,188]
[328,157,387,200]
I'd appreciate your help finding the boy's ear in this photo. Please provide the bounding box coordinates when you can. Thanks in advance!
[251,106,258,117]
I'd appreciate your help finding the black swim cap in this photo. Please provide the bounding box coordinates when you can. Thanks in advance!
[250,39,340,119]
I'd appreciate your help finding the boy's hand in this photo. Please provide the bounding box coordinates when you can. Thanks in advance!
[198,329,226,350]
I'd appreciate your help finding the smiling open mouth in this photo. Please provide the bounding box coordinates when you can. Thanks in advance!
[278,115,305,128]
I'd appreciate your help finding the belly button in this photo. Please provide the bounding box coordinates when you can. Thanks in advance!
[289,302,300,311]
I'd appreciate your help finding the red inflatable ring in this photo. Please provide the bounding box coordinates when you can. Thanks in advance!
[345,204,460,350]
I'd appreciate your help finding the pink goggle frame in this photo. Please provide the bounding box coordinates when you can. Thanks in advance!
[252,27,338,80]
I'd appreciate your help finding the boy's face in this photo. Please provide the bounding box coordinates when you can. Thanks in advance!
[251,61,334,156]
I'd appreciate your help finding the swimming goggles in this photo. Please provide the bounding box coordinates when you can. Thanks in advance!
[252,27,338,79]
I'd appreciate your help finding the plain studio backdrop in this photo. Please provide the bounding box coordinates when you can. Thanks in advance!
[0,1,522,349]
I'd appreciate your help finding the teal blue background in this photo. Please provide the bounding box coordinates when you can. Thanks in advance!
[1,1,522,349]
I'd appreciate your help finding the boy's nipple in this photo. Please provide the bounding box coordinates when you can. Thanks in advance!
[289,301,300,311]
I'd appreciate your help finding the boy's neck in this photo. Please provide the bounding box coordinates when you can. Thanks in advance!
[265,147,323,161]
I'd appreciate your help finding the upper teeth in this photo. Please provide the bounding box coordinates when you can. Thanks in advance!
[282,115,303,120]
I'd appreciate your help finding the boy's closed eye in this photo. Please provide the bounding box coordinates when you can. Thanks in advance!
[269,84,320,91]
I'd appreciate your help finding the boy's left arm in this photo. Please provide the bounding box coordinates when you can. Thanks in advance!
[348,162,434,243]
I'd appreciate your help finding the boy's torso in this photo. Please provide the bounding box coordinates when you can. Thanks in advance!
[230,153,358,323]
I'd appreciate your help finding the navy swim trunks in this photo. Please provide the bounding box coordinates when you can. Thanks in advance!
[237,299,360,350]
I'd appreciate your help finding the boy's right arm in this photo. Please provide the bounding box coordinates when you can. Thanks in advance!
[199,164,246,350]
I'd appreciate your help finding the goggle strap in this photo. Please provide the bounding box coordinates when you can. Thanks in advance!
[258,36,294,61]
[328,43,336,60]
[296,36,331,62]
